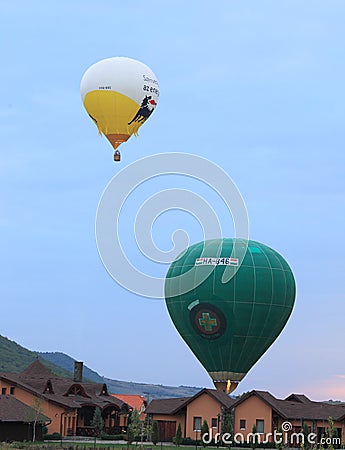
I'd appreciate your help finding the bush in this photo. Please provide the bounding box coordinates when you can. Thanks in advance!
[43,432,62,440]
[174,423,183,446]
[182,437,198,445]
[201,420,209,447]
[100,434,127,441]
[151,420,159,445]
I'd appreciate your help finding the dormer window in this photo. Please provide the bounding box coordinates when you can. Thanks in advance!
[64,384,90,398]
[43,380,54,394]
[100,384,108,396]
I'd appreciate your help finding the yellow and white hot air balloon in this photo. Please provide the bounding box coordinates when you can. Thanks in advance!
[80,57,159,161]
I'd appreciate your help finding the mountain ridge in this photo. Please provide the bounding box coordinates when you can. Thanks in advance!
[0,335,201,399]
[38,350,201,399]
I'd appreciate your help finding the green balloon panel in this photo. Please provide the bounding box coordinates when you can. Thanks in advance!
[165,239,296,376]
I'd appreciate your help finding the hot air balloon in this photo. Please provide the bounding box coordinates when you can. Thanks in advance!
[80,57,159,162]
[165,238,296,394]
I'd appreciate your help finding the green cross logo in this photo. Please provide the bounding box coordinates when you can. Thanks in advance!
[199,312,218,331]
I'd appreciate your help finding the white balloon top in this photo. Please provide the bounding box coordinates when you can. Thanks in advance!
[80,57,159,106]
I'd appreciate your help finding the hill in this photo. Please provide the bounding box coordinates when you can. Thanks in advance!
[0,335,201,399]
[39,351,201,399]
[103,377,201,399]
[0,335,74,378]
[38,351,104,383]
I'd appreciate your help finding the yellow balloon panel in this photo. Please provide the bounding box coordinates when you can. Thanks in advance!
[84,90,142,137]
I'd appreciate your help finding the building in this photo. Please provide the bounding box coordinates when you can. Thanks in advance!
[112,394,148,420]
[233,390,345,445]
[0,394,50,441]
[2,359,345,445]
[0,360,131,437]
[146,388,345,445]
[145,388,235,441]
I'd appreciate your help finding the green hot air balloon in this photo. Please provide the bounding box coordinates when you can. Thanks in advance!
[165,238,296,393]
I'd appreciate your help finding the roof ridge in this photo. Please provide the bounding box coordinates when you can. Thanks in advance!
[20,359,56,378]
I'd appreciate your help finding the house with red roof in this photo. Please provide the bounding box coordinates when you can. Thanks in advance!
[112,394,148,420]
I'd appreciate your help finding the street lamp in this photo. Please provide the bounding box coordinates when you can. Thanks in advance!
[217,413,221,447]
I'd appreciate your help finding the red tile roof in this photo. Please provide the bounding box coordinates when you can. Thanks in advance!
[111,394,147,411]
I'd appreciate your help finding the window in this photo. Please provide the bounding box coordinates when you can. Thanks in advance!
[212,418,218,428]
[10,387,15,395]
[193,417,202,431]
[100,384,108,396]
[64,384,87,397]
[240,419,246,430]
[256,419,264,434]
[44,380,54,394]
[1,388,6,395]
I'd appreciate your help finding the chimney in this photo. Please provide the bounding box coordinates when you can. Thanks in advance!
[73,361,83,382]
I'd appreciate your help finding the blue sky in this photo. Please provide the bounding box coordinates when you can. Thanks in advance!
[1,1,344,400]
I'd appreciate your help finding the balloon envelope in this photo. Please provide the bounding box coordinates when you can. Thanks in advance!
[80,57,159,155]
[165,238,296,392]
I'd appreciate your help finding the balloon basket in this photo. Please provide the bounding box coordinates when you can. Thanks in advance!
[214,380,239,394]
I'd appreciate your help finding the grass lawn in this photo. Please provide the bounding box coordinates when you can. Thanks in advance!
[0,440,218,450]
[0,440,231,450]
[0,443,218,450]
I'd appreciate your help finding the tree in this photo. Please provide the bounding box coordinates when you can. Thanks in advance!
[302,423,310,450]
[201,420,209,447]
[91,407,104,438]
[250,424,258,450]
[25,395,44,442]
[222,410,233,448]
[222,410,232,434]
[275,427,284,450]
[127,409,142,443]
[145,416,152,442]
[326,416,336,450]
[151,420,159,445]
[175,423,183,446]
[235,391,250,400]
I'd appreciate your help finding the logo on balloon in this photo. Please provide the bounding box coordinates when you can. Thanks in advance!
[128,95,157,125]
[190,303,226,340]
[95,152,249,299]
